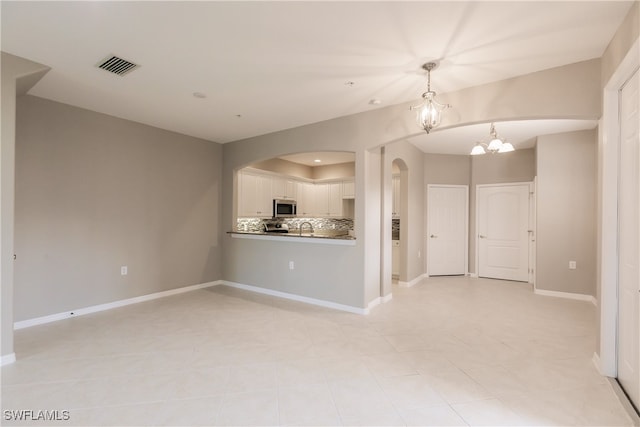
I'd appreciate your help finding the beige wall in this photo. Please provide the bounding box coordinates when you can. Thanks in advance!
[1,53,49,360]
[424,154,471,186]
[312,162,355,181]
[14,95,222,321]
[246,158,355,182]
[536,129,597,296]
[249,158,314,179]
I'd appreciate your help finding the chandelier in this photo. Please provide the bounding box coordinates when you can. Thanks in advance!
[410,62,450,134]
[470,123,515,155]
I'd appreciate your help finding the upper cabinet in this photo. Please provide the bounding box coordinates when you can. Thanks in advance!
[342,179,355,199]
[237,152,356,219]
[238,171,273,217]
[272,177,297,200]
[327,182,344,217]
[238,169,353,218]
[297,181,316,216]
[313,182,343,217]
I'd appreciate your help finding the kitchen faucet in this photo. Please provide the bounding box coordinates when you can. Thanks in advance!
[299,221,314,236]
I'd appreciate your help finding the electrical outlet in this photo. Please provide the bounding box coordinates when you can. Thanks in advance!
[121,266,128,275]
[569,261,576,270]
[418,250,421,258]
[289,261,294,270]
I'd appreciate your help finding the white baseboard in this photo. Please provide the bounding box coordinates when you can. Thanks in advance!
[382,293,393,303]
[14,281,221,330]
[220,280,369,315]
[469,273,479,278]
[1,353,16,366]
[367,297,381,311]
[534,288,597,306]
[592,352,602,375]
[399,274,426,288]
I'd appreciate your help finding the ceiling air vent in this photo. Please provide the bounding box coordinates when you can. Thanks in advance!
[96,55,139,76]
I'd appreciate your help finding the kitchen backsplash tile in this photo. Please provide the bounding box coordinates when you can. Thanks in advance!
[237,217,354,232]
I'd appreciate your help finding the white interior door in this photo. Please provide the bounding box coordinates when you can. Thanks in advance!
[427,185,468,276]
[477,183,530,282]
[617,67,639,408]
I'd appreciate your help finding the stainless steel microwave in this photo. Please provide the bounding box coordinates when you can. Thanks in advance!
[273,199,297,218]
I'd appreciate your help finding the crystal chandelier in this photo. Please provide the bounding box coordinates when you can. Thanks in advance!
[410,62,450,134]
[470,123,515,155]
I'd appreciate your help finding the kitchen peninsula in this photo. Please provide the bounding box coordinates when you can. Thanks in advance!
[228,230,356,245]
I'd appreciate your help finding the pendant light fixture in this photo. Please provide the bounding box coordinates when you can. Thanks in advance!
[410,62,450,134]
[470,122,515,155]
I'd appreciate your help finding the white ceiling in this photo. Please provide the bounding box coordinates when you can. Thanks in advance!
[1,1,633,150]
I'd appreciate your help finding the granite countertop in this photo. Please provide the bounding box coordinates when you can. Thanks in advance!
[228,230,355,240]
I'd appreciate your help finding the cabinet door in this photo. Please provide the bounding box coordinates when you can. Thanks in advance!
[255,174,273,217]
[315,183,330,216]
[342,180,355,199]
[238,172,257,217]
[239,172,272,217]
[297,182,316,217]
[272,177,298,200]
[328,182,343,217]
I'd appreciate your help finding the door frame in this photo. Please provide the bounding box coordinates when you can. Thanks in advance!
[426,184,469,277]
[475,181,535,283]
[599,36,640,379]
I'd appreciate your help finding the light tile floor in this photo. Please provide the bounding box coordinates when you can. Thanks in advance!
[1,276,634,426]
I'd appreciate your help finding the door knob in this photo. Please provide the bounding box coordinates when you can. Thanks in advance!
[479,235,486,239]
[430,234,437,238]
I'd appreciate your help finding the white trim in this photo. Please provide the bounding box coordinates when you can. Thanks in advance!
[534,288,597,306]
[230,232,356,246]
[600,35,640,378]
[367,297,381,311]
[382,293,393,303]
[593,352,602,375]
[14,281,221,330]
[1,353,16,366]
[469,273,479,278]
[399,274,426,288]
[220,280,370,315]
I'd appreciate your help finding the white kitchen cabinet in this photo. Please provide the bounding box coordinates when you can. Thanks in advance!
[392,240,400,276]
[238,171,272,217]
[328,182,343,217]
[297,181,316,216]
[342,179,355,199]
[272,177,298,200]
[392,175,400,218]
[314,183,330,216]
[237,169,353,219]
[314,182,343,217]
